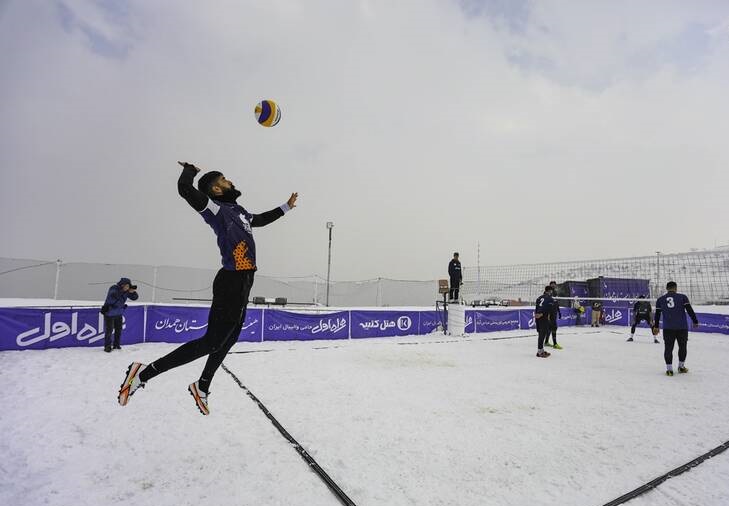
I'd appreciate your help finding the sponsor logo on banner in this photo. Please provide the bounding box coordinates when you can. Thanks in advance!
[154,317,207,334]
[464,314,474,333]
[603,309,623,324]
[17,312,120,347]
[358,316,412,332]
[153,317,260,335]
[267,317,348,335]
[397,316,412,331]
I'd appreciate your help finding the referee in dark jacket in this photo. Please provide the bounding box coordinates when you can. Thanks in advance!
[448,252,462,302]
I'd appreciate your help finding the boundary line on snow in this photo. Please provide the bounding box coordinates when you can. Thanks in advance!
[601,439,729,506]
[227,330,605,355]
[221,363,357,506]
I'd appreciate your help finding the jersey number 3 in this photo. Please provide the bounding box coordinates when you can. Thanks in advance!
[666,297,675,308]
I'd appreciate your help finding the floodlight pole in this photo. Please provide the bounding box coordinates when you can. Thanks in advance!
[326,222,334,306]
[655,251,661,296]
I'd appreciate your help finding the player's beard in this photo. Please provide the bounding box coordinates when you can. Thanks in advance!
[217,186,241,203]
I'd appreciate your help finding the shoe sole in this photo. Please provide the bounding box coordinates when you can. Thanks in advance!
[118,362,142,406]
[188,383,210,415]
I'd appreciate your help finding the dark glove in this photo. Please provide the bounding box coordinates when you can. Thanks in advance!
[100,304,110,315]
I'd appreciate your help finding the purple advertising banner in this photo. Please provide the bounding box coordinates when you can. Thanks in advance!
[555,306,588,327]
[0,306,144,351]
[601,306,631,326]
[693,312,729,334]
[473,310,520,333]
[464,310,475,333]
[419,311,443,335]
[146,305,263,343]
[351,310,420,339]
[264,310,349,341]
[519,309,536,330]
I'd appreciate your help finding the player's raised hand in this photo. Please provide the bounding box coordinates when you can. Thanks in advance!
[287,192,299,208]
[178,161,201,173]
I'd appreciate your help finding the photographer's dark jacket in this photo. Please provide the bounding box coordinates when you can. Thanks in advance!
[103,278,138,317]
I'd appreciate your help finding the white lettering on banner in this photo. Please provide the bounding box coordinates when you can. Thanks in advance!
[465,316,474,328]
[604,309,623,323]
[154,318,207,334]
[528,317,535,328]
[312,317,347,334]
[476,319,519,327]
[358,316,412,332]
[16,312,123,347]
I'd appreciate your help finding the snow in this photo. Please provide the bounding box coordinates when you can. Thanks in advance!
[2,327,729,505]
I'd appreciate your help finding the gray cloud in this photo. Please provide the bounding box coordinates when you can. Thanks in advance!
[1,0,728,282]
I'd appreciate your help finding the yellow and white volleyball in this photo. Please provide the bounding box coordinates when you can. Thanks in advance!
[254,99,281,127]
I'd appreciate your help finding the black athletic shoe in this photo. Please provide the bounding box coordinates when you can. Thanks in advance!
[627,337,634,342]
[104,346,112,353]
[678,366,689,374]
[113,345,121,350]
[666,370,674,376]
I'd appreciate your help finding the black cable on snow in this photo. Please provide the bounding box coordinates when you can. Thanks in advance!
[601,439,729,506]
[220,363,357,506]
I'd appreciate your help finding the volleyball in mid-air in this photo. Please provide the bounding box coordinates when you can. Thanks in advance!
[254,99,281,127]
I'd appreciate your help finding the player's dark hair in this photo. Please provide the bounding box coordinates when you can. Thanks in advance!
[666,281,677,290]
[544,285,554,292]
[198,171,223,196]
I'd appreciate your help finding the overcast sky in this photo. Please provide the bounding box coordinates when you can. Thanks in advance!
[1,0,728,281]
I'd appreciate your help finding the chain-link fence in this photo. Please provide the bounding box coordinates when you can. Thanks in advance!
[0,258,438,306]
[2,247,728,307]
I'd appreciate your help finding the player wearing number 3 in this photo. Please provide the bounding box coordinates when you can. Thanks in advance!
[653,281,699,376]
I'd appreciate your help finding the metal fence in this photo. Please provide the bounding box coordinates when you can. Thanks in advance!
[2,247,728,307]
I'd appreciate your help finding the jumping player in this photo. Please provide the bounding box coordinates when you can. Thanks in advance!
[628,295,657,343]
[653,281,699,376]
[534,285,554,358]
[118,161,298,414]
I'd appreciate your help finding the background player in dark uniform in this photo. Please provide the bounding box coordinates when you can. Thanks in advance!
[118,161,298,414]
[653,281,699,376]
[628,295,657,343]
[448,252,462,302]
[534,285,554,358]
[545,281,563,349]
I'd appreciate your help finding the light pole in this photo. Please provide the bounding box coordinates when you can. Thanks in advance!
[655,251,661,297]
[326,222,334,306]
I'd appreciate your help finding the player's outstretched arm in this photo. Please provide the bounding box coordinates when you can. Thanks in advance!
[251,192,298,228]
[177,161,208,212]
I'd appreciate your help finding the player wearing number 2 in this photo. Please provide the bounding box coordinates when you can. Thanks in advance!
[653,281,699,376]
[534,285,555,358]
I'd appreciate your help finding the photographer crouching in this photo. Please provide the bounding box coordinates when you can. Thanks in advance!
[100,277,139,352]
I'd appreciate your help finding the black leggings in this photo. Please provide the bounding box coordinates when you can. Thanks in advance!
[140,269,255,391]
[537,320,551,349]
[663,329,688,365]
[631,314,651,334]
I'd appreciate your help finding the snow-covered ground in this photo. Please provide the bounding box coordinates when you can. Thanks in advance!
[2,327,728,506]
